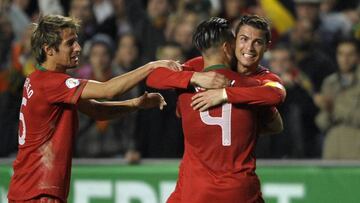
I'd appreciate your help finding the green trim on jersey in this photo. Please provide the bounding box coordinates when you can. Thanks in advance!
[36,64,47,72]
[203,64,228,72]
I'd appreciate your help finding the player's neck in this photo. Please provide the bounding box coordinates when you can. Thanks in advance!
[203,55,230,71]
[237,63,258,76]
[41,61,66,73]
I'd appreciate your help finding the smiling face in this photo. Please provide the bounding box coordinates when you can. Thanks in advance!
[52,28,81,71]
[235,25,268,74]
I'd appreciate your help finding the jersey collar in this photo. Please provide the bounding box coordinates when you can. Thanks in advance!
[36,64,47,72]
[203,64,228,72]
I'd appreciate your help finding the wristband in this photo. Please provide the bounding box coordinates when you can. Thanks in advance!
[222,88,228,102]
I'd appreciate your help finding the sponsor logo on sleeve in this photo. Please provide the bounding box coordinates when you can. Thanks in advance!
[65,78,80,89]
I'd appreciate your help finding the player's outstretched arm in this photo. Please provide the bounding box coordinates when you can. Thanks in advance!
[191,82,286,111]
[146,67,195,89]
[78,92,166,120]
[81,60,181,100]
[146,67,230,90]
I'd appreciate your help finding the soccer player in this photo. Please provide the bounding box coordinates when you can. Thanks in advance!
[147,17,284,203]
[190,15,286,113]
[7,14,182,203]
[147,16,285,136]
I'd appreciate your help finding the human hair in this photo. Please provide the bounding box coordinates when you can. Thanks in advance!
[31,15,80,64]
[192,17,234,52]
[235,15,271,44]
[336,37,360,54]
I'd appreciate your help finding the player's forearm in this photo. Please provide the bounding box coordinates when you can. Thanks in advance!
[81,99,139,121]
[226,85,286,106]
[259,108,283,136]
[81,64,155,100]
[104,64,154,98]
[146,67,194,89]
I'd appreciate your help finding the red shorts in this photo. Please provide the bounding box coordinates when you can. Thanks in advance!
[8,195,63,203]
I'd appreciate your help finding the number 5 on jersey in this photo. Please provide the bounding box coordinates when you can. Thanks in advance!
[19,97,27,145]
[200,103,232,146]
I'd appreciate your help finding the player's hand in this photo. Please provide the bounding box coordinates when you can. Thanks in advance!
[190,72,231,89]
[147,60,182,71]
[191,89,225,111]
[136,92,167,110]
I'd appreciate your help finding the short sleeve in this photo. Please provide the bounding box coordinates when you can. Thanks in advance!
[43,73,88,105]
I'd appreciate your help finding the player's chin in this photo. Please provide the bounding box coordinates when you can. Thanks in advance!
[68,61,79,69]
[239,58,256,67]
[67,64,78,69]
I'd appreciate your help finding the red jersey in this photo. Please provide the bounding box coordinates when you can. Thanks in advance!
[8,69,87,202]
[179,56,285,126]
[146,57,285,107]
[147,57,285,202]
[184,57,285,106]
[147,61,264,202]
[175,67,263,203]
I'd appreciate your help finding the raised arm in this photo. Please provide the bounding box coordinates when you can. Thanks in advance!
[146,67,195,89]
[81,60,181,100]
[78,92,166,121]
[146,67,231,90]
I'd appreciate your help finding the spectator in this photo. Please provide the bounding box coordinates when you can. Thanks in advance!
[92,0,113,24]
[69,0,98,46]
[156,42,185,63]
[137,42,186,158]
[218,0,245,24]
[315,38,360,159]
[74,34,118,157]
[98,0,133,41]
[172,21,199,60]
[279,17,336,93]
[257,44,316,158]
[38,0,64,15]
[138,0,170,63]
[112,33,143,163]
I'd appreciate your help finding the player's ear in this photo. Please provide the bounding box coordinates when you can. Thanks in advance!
[223,42,232,58]
[264,41,271,52]
[43,45,54,56]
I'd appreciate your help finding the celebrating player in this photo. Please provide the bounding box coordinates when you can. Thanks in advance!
[7,14,181,203]
[147,17,285,203]
[190,15,286,114]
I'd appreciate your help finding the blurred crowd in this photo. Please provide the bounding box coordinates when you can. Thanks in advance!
[0,0,359,161]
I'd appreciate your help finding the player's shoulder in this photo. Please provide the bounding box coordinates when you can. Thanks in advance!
[253,65,282,83]
[33,70,76,88]
[183,56,204,71]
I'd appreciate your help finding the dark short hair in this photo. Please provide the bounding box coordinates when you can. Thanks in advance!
[31,15,80,64]
[336,37,360,53]
[192,17,234,52]
[235,15,271,44]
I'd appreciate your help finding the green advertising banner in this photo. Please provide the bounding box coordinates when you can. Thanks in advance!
[1,160,360,203]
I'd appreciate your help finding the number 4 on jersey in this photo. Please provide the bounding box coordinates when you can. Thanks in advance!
[200,103,232,146]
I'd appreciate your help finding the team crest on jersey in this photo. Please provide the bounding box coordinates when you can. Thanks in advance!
[65,78,80,89]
